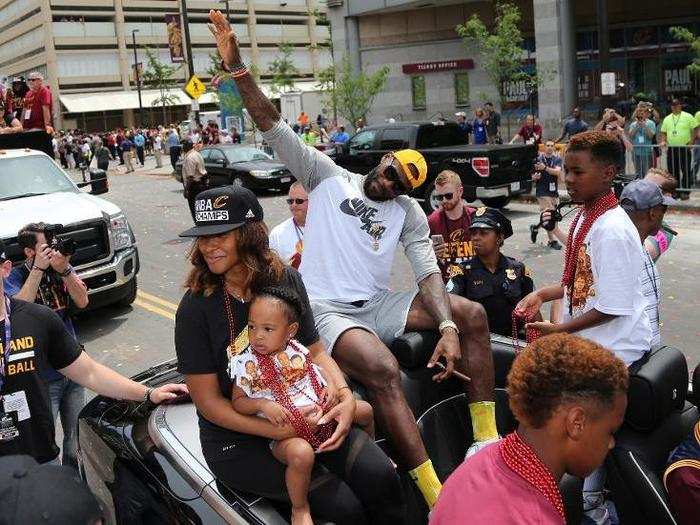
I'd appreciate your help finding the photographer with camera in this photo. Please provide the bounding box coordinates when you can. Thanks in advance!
[530,141,566,250]
[3,223,88,470]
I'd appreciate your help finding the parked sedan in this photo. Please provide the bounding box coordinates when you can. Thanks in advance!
[174,145,295,191]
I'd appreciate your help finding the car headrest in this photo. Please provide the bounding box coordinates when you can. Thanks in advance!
[625,346,688,432]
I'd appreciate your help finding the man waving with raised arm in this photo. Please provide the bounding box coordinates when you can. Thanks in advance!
[208,11,496,509]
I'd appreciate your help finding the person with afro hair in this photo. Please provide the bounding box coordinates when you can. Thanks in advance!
[431,334,628,525]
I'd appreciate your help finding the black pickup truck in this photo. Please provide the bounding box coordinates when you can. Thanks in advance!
[329,122,537,211]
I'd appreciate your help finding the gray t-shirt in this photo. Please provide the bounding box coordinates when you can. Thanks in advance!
[262,119,439,301]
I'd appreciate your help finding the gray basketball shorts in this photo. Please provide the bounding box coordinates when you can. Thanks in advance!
[310,289,419,354]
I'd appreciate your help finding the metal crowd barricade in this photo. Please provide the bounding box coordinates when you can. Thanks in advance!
[624,144,700,193]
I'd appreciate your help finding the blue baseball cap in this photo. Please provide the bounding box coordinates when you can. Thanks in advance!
[620,180,676,211]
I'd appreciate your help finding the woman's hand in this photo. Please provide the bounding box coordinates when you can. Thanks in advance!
[515,291,543,320]
[149,383,189,404]
[260,401,292,427]
[208,10,242,67]
[317,393,355,452]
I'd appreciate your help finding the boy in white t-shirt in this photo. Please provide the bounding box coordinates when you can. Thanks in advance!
[516,131,652,364]
[515,130,653,524]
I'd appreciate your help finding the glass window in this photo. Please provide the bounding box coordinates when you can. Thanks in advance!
[610,29,625,49]
[416,124,467,148]
[207,149,226,163]
[348,130,376,151]
[379,128,410,150]
[576,31,597,52]
[626,26,658,47]
[454,72,470,107]
[0,156,77,201]
[222,147,271,163]
[411,76,426,110]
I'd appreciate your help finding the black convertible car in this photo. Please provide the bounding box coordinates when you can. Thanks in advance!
[77,331,698,524]
[174,145,295,192]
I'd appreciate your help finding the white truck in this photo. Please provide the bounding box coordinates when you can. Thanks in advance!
[0,143,139,310]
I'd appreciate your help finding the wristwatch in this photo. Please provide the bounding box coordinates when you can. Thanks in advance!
[439,319,459,335]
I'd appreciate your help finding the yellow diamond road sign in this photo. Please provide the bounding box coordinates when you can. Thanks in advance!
[184,75,206,100]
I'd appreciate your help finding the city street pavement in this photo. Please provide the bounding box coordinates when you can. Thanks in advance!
[71,156,700,387]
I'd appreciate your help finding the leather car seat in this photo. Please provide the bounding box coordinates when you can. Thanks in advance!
[605,346,699,525]
[416,393,583,524]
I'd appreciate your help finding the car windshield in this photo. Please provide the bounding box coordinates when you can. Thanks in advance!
[0,155,77,201]
[224,147,271,164]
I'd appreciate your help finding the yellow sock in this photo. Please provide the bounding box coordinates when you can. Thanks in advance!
[469,401,498,442]
[409,459,442,509]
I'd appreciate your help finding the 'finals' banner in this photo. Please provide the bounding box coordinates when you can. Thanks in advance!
[165,14,184,63]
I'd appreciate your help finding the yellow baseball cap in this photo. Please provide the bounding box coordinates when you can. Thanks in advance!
[393,149,427,189]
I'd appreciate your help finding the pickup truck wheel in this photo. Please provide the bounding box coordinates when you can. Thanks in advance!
[480,196,511,209]
[116,277,137,307]
[420,182,440,214]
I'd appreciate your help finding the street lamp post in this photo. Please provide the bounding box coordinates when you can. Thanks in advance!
[131,29,143,127]
[179,0,200,126]
[220,0,230,23]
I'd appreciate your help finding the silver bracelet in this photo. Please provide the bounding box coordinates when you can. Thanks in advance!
[439,319,459,335]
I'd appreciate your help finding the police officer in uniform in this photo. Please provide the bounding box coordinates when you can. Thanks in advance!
[446,207,537,337]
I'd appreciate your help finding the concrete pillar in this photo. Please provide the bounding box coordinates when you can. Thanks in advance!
[246,1,260,77]
[306,0,319,74]
[533,0,576,138]
[114,0,131,90]
[39,0,61,129]
[326,1,360,74]
[345,16,361,75]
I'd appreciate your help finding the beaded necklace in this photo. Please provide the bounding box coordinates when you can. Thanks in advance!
[561,191,618,314]
[500,431,566,521]
[222,287,336,449]
[511,311,541,351]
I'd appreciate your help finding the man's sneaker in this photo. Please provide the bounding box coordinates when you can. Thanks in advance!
[548,240,562,250]
[464,437,500,460]
[529,224,538,243]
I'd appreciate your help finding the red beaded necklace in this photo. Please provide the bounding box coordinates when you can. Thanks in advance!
[222,286,336,450]
[561,191,618,312]
[511,311,541,351]
[500,431,566,522]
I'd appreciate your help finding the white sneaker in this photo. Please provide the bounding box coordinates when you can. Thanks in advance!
[465,437,500,460]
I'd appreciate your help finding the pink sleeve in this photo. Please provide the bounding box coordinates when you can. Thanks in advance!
[654,229,669,254]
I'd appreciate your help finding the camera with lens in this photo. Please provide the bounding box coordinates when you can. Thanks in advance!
[529,203,566,244]
[43,224,76,256]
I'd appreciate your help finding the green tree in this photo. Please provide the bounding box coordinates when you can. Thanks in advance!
[141,47,182,124]
[318,55,389,131]
[456,2,547,134]
[670,27,700,76]
[268,43,299,94]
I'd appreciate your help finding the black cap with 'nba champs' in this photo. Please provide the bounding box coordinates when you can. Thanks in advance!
[179,185,264,237]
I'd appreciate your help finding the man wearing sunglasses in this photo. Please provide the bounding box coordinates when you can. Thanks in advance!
[269,181,309,269]
[210,10,498,510]
[22,72,53,135]
[427,170,476,281]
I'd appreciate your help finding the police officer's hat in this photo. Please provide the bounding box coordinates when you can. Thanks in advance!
[469,207,513,239]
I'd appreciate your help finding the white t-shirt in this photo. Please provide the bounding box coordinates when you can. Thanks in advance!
[229,341,326,409]
[641,251,661,347]
[262,119,439,302]
[562,206,652,365]
[269,217,304,268]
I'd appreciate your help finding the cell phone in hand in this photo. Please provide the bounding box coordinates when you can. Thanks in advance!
[431,234,444,245]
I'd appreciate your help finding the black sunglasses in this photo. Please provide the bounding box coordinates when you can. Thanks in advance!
[435,192,454,201]
[286,198,307,205]
[383,165,409,195]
